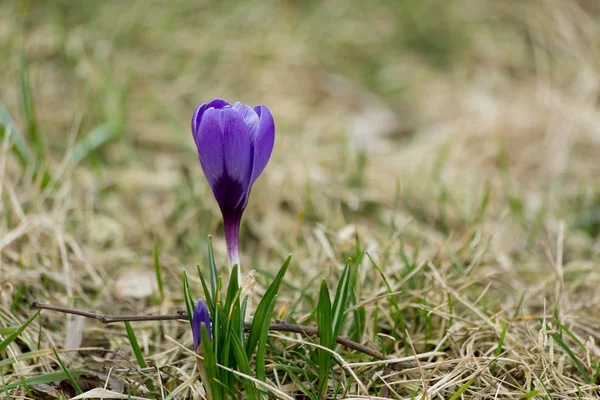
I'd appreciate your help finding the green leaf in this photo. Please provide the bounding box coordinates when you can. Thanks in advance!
[331,260,353,343]
[125,322,154,390]
[367,253,407,353]
[0,371,88,391]
[164,375,199,400]
[0,349,53,368]
[275,364,318,400]
[0,98,28,166]
[548,328,590,383]
[52,347,83,395]
[230,331,258,399]
[124,322,147,369]
[1,372,11,400]
[0,328,16,335]
[207,236,218,300]
[19,53,43,168]
[200,324,219,399]
[197,264,214,314]
[492,320,507,374]
[448,374,476,400]
[246,255,291,357]
[224,264,240,317]
[182,271,194,326]
[520,390,540,399]
[70,124,116,166]
[317,280,333,399]
[0,310,40,353]
[153,242,164,300]
[253,257,291,381]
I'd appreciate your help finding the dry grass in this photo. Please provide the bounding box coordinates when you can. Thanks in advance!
[1,0,600,398]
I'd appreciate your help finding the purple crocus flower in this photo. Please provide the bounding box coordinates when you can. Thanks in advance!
[192,299,211,351]
[191,99,275,276]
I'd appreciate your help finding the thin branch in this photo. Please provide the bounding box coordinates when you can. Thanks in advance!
[32,301,386,361]
[32,301,447,371]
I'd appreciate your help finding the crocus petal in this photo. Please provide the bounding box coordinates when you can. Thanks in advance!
[220,107,253,194]
[191,104,207,136]
[232,102,260,138]
[192,98,230,135]
[192,299,211,351]
[194,108,225,186]
[250,105,275,185]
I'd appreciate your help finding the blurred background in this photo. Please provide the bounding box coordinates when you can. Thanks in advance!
[1,0,599,306]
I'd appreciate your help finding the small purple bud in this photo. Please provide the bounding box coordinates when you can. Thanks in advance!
[192,99,275,276]
[192,299,211,351]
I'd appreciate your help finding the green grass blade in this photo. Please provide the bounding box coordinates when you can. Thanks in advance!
[0,349,53,368]
[448,374,476,400]
[224,264,240,317]
[246,255,291,357]
[367,253,407,353]
[520,389,540,399]
[196,264,214,314]
[19,53,42,167]
[230,331,258,399]
[0,370,88,391]
[164,376,199,400]
[0,327,16,335]
[200,324,219,399]
[275,364,318,400]
[182,271,195,326]
[255,294,276,382]
[153,242,164,301]
[124,322,147,369]
[207,236,218,300]
[317,280,333,399]
[0,100,28,166]
[331,259,352,343]
[556,320,586,352]
[52,347,83,395]
[548,330,590,383]
[255,257,291,381]
[1,372,11,400]
[0,310,40,353]
[125,322,154,390]
[492,320,507,373]
[70,124,115,166]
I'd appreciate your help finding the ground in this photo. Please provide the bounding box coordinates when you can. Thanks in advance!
[1,0,600,399]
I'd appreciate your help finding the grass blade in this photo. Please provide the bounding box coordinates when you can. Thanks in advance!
[196,264,214,313]
[317,280,333,399]
[124,322,147,369]
[52,347,83,395]
[70,124,115,166]
[0,99,28,166]
[246,255,291,357]
[548,329,590,383]
[331,259,352,342]
[230,331,258,399]
[1,372,11,400]
[153,242,164,301]
[19,54,41,161]
[0,310,40,353]
[254,257,291,381]
[200,324,219,399]
[448,373,476,400]
[207,236,218,300]
[0,371,88,391]
[125,322,155,392]
[182,271,194,326]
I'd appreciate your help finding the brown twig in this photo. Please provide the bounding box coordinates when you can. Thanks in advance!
[32,301,440,370]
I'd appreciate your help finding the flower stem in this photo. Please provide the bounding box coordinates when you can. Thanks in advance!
[224,214,241,283]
